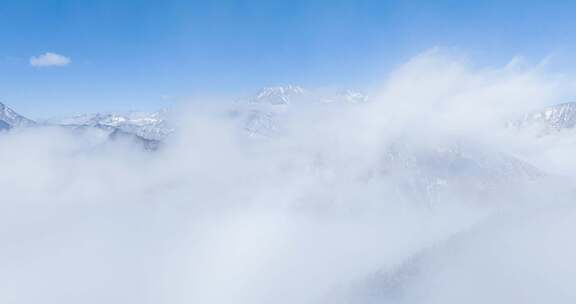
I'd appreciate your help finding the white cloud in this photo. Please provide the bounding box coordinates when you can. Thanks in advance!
[29,52,71,67]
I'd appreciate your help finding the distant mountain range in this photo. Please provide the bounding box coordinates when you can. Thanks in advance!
[1,86,573,204]
[4,85,576,142]
[0,102,163,150]
[45,110,172,141]
[0,85,369,139]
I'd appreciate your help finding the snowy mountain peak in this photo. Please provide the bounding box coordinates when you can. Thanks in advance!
[54,111,164,127]
[321,89,369,104]
[0,102,36,128]
[531,102,576,129]
[342,89,369,103]
[515,102,576,132]
[252,85,306,105]
[236,85,370,136]
[49,110,171,140]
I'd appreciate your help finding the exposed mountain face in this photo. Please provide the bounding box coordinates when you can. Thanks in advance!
[382,143,541,206]
[0,120,10,131]
[513,102,576,133]
[297,140,542,211]
[60,124,161,151]
[0,102,36,129]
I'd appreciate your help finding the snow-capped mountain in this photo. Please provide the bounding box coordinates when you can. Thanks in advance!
[228,86,542,206]
[321,89,369,104]
[0,102,36,129]
[49,110,172,141]
[291,138,543,211]
[61,123,162,151]
[29,85,368,140]
[247,85,368,106]
[236,85,369,136]
[249,85,306,105]
[0,92,549,204]
[0,101,160,150]
[513,102,576,133]
[375,142,541,206]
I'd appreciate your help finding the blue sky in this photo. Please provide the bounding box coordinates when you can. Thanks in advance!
[1,0,576,117]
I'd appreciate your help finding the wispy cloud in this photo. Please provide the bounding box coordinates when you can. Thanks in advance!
[29,52,71,67]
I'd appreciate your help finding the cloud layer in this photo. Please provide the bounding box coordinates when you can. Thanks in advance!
[1,49,576,303]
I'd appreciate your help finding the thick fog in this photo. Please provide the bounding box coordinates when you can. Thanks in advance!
[1,50,576,303]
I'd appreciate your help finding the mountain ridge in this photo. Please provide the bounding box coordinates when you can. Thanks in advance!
[513,102,576,133]
[0,102,37,129]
